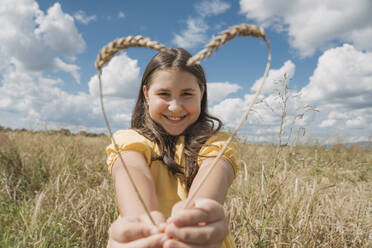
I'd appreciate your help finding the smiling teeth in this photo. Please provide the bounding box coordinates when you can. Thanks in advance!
[167,116,182,120]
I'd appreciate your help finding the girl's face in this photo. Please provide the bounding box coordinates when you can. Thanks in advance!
[143,69,203,136]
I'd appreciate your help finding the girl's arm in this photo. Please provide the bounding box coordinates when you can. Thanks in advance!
[109,151,167,247]
[189,156,235,204]
[111,150,158,217]
[163,157,235,247]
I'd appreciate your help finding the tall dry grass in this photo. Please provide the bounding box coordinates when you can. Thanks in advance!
[227,143,371,247]
[0,130,371,247]
[0,131,116,247]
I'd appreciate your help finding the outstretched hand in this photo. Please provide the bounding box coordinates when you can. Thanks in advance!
[108,211,167,248]
[163,198,228,248]
[108,199,228,248]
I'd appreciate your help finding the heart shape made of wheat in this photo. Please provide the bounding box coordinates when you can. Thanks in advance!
[96,23,272,225]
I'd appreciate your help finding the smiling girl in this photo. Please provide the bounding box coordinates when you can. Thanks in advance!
[106,48,239,248]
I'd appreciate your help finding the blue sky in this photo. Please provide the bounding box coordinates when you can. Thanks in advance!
[1,0,372,144]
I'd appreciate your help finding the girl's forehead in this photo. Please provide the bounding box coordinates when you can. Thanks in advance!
[148,69,200,90]
[151,68,195,79]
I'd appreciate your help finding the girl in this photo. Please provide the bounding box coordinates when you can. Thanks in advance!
[106,48,239,248]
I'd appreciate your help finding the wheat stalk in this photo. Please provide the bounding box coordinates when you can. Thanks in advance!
[96,36,168,70]
[96,36,167,225]
[184,23,271,209]
[187,24,267,65]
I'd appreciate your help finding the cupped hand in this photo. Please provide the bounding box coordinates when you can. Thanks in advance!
[108,211,167,248]
[163,198,228,248]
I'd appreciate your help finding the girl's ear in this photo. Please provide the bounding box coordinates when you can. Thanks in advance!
[143,85,149,102]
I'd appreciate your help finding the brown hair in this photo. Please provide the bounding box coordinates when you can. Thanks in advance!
[131,48,222,189]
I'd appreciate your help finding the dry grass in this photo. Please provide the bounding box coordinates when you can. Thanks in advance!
[0,131,371,247]
[226,143,371,247]
[0,131,116,247]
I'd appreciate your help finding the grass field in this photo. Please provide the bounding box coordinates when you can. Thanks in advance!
[0,130,371,247]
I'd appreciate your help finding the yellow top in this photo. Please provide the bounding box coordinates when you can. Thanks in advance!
[106,129,238,248]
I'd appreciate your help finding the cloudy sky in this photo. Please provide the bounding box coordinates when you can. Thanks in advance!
[1,0,371,144]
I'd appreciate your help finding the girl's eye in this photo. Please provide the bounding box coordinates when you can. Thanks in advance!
[158,92,170,96]
[183,92,193,96]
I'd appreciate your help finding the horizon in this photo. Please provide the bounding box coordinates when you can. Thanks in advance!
[2,125,371,148]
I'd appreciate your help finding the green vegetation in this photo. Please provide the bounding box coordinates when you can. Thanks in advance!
[0,130,371,247]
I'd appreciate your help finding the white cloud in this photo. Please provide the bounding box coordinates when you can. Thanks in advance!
[328,111,348,120]
[118,11,125,19]
[172,18,208,49]
[208,60,325,143]
[113,113,132,123]
[0,59,136,131]
[195,0,230,17]
[0,0,85,80]
[0,65,95,126]
[207,82,240,103]
[0,1,145,132]
[346,116,366,128]
[34,3,85,56]
[314,107,372,142]
[88,52,141,98]
[0,0,110,131]
[74,10,96,24]
[209,92,295,142]
[251,60,295,94]
[297,44,372,142]
[239,0,372,57]
[210,93,275,128]
[209,60,302,140]
[301,44,372,108]
[319,119,336,128]
[210,98,246,127]
[53,58,80,83]
[172,0,230,49]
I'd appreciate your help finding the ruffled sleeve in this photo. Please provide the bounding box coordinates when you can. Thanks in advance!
[197,132,240,176]
[105,129,153,173]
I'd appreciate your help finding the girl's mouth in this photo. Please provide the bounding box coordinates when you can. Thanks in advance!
[164,115,186,121]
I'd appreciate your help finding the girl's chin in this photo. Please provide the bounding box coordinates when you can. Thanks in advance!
[164,128,185,136]
[154,121,186,136]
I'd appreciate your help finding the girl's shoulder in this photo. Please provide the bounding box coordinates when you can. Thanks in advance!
[105,129,156,172]
[112,129,153,145]
[110,129,157,154]
[198,132,240,175]
[200,132,239,151]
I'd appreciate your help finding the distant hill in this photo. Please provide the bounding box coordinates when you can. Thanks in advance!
[346,141,372,148]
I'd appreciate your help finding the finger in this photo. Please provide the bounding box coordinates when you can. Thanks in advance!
[171,200,188,215]
[140,211,166,225]
[163,238,220,248]
[124,216,141,222]
[109,233,166,248]
[165,220,228,245]
[163,239,190,248]
[169,198,225,226]
[157,222,167,233]
[109,220,151,243]
[151,211,166,225]
[170,200,199,217]
[140,211,166,232]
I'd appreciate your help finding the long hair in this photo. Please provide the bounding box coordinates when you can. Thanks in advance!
[131,48,222,189]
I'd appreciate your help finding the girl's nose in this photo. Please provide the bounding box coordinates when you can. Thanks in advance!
[168,99,182,112]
